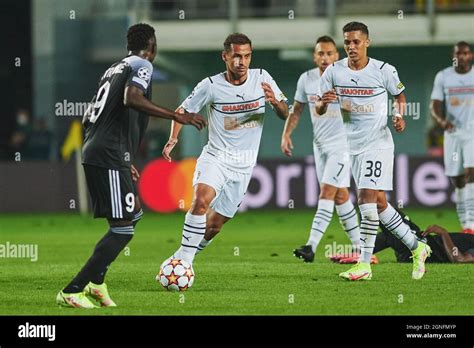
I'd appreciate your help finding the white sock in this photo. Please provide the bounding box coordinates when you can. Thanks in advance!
[174,212,206,264]
[335,200,360,252]
[379,203,418,250]
[195,237,213,255]
[465,183,474,230]
[455,187,466,229]
[358,203,379,263]
[306,199,335,252]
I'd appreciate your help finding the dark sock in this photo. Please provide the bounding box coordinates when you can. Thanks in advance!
[63,226,134,293]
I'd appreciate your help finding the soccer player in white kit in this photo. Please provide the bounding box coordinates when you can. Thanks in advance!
[430,41,474,234]
[281,36,361,263]
[317,22,431,280]
[161,33,288,265]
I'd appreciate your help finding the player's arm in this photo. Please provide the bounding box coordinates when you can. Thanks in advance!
[429,70,454,131]
[162,107,186,162]
[424,225,474,263]
[315,66,336,115]
[315,91,337,115]
[124,86,206,129]
[430,99,454,131]
[262,82,288,120]
[391,92,407,133]
[281,101,305,156]
[162,77,212,161]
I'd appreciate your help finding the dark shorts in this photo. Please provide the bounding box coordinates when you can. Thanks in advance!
[83,164,137,220]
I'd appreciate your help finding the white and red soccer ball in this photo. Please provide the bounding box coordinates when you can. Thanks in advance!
[156,258,194,292]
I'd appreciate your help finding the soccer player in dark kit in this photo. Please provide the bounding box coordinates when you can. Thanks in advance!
[56,23,207,308]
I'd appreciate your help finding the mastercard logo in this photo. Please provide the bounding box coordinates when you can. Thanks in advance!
[138,158,197,213]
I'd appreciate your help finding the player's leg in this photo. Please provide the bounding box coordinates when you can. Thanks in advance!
[334,188,360,252]
[195,208,231,255]
[294,147,351,262]
[195,169,250,256]
[171,154,227,264]
[377,191,431,279]
[464,168,474,233]
[461,131,474,232]
[450,176,466,230]
[377,191,418,251]
[58,166,136,307]
[83,196,143,306]
[444,133,467,230]
[339,151,381,280]
[172,183,216,264]
[301,183,337,255]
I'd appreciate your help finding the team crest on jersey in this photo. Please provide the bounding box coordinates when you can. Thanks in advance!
[138,67,151,81]
[396,82,404,90]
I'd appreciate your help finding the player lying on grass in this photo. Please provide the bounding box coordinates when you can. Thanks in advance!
[317,22,431,281]
[281,35,360,263]
[162,33,288,266]
[56,24,206,309]
[331,210,474,264]
[430,41,474,234]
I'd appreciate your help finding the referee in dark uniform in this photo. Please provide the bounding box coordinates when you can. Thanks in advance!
[57,23,206,308]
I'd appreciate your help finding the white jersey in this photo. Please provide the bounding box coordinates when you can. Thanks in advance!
[294,68,347,151]
[181,68,287,173]
[319,57,406,155]
[430,66,474,130]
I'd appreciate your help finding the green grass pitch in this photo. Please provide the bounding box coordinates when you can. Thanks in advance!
[0,208,472,315]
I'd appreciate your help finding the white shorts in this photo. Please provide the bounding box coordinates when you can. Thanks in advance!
[443,131,474,177]
[313,144,350,188]
[192,152,251,218]
[351,148,394,191]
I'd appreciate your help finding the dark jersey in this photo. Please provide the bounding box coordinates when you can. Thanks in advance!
[375,230,474,263]
[82,55,153,169]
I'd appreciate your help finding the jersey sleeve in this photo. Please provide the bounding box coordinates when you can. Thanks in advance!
[382,63,405,96]
[430,71,445,101]
[318,65,335,96]
[125,59,153,93]
[262,69,288,102]
[293,73,306,103]
[180,78,213,113]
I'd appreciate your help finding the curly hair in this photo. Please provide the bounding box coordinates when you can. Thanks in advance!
[127,23,155,52]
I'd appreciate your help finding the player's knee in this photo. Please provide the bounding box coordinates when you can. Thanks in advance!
[190,197,210,215]
[465,169,474,183]
[334,188,349,205]
[450,175,465,188]
[319,184,337,200]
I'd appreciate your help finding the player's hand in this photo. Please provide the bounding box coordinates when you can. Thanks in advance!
[162,138,178,162]
[262,82,277,105]
[392,115,406,132]
[321,90,337,106]
[440,119,455,132]
[281,135,294,157]
[131,164,140,182]
[422,224,448,237]
[174,112,207,130]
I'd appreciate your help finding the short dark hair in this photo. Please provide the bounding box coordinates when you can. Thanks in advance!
[454,41,471,51]
[127,23,155,51]
[342,21,369,37]
[223,33,252,52]
[315,35,337,47]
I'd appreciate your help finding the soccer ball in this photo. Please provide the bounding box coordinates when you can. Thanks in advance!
[156,258,194,292]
